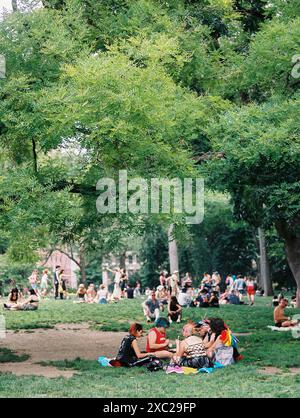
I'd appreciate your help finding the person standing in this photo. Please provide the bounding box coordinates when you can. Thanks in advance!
[40,269,49,297]
[159,271,167,288]
[53,265,60,300]
[234,275,246,302]
[246,276,255,306]
[28,270,38,292]
[170,271,179,296]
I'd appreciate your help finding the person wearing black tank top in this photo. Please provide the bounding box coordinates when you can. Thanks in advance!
[112,323,156,367]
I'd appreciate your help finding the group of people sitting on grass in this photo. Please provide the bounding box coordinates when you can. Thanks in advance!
[104,317,243,373]
[3,287,39,311]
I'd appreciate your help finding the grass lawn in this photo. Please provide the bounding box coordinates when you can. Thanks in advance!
[0,297,299,398]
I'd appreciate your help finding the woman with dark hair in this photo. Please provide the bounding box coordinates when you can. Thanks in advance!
[206,318,238,365]
[4,288,21,309]
[208,291,219,308]
[113,323,155,367]
[10,289,39,311]
[168,296,182,324]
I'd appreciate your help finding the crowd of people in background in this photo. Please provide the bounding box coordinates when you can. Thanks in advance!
[1,266,298,324]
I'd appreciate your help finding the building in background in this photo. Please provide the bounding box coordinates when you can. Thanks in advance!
[102,251,141,286]
[39,250,79,289]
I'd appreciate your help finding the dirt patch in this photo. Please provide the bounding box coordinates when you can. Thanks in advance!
[0,323,145,378]
[0,362,77,378]
[258,367,300,376]
[259,366,283,375]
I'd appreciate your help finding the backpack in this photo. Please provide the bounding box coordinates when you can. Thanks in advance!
[146,359,164,372]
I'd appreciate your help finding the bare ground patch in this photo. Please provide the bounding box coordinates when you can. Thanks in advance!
[0,323,144,378]
[258,366,300,376]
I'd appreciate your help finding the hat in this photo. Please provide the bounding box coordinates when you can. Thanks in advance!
[155,318,170,328]
[157,285,164,291]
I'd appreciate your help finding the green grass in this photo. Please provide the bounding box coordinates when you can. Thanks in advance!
[0,348,29,363]
[0,297,300,398]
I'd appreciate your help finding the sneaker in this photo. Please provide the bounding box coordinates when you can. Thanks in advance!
[166,366,177,374]
[176,318,181,323]
[169,319,173,324]
[174,365,184,374]
[146,317,151,323]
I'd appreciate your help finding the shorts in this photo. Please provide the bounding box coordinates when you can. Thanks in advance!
[23,304,38,311]
[238,289,245,295]
[179,356,211,369]
[275,322,282,328]
[98,298,107,304]
[169,312,180,321]
[247,288,255,296]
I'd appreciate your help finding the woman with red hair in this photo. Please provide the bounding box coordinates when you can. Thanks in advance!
[113,323,156,367]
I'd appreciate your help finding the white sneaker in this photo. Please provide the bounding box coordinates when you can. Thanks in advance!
[176,318,181,323]
[169,319,173,324]
[146,317,151,323]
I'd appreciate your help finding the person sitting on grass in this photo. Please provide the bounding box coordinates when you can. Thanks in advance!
[142,290,160,322]
[208,291,220,308]
[156,285,169,311]
[274,298,298,328]
[6,289,39,311]
[4,287,22,309]
[197,289,210,307]
[74,284,87,303]
[167,322,211,373]
[227,290,241,305]
[177,287,192,308]
[168,296,182,324]
[272,295,279,307]
[97,284,108,304]
[146,317,173,359]
[112,323,157,367]
[205,318,237,366]
[85,283,97,303]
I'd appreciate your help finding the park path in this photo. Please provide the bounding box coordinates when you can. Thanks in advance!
[0,323,146,378]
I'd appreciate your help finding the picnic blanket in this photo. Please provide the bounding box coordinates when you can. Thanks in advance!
[267,325,299,332]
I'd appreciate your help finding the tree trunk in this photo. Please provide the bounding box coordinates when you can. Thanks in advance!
[79,247,86,284]
[168,224,179,274]
[276,221,300,307]
[119,251,126,271]
[11,0,18,12]
[258,227,273,296]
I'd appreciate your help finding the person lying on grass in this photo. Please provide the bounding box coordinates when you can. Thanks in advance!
[274,298,298,328]
[167,323,211,372]
[146,317,173,359]
[111,323,158,367]
[4,289,39,311]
